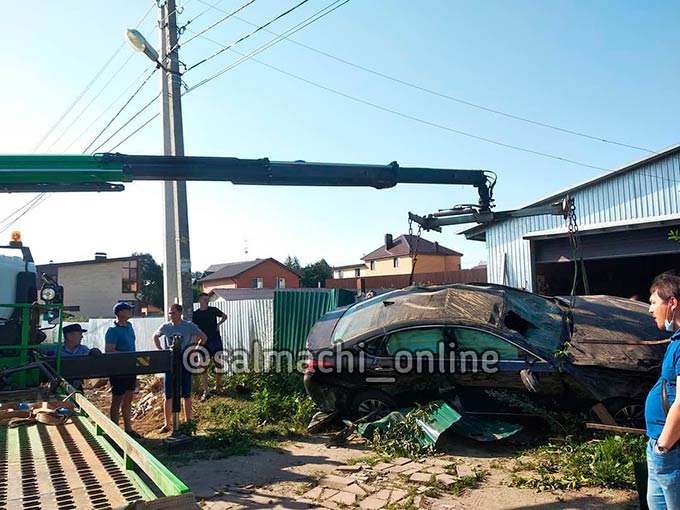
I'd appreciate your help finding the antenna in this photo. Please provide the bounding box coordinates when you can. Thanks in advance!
[244,239,248,260]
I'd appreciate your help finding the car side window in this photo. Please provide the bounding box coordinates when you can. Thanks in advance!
[454,328,522,360]
[358,337,386,356]
[385,328,445,356]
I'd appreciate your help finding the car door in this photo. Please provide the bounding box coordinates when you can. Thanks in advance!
[450,326,563,415]
[361,326,451,407]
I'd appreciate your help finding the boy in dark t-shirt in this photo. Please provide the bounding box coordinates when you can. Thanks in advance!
[193,292,228,400]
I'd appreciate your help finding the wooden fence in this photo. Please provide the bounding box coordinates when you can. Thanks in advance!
[325,268,487,290]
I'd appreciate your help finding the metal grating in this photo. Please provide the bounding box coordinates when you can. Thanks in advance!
[0,416,146,510]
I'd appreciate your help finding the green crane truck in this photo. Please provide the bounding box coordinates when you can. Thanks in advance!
[0,234,194,510]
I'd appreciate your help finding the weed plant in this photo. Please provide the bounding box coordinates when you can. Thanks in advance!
[510,434,647,490]
[188,370,314,456]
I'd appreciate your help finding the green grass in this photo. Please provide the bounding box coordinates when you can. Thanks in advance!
[347,455,390,466]
[158,370,315,459]
[509,434,647,491]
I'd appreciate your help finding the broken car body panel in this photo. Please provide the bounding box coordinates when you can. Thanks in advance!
[305,284,668,428]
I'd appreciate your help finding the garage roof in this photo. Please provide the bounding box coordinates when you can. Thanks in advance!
[462,142,680,241]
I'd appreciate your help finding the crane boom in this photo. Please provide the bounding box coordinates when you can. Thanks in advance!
[0,153,495,211]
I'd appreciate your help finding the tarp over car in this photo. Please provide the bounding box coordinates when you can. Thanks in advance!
[566,295,668,371]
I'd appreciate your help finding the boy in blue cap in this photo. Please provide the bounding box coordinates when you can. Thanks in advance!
[106,302,142,439]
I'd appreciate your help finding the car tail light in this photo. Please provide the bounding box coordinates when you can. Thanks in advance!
[305,358,333,373]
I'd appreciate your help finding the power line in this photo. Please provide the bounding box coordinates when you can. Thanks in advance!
[64,66,152,152]
[33,49,122,153]
[106,1,614,172]
[184,0,311,73]
[108,113,160,153]
[197,0,655,155]
[45,52,138,153]
[106,0,348,152]
[177,0,224,34]
[185,26,608,171]
[91,91,161,154]
[33,1,157,153]
[49,23,160,153]
[82,67,158,154]
[175,0,258,51]
[186,0,348,89]
[0,193,51,235]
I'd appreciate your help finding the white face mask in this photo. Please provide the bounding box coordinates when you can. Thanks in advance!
[665,304,677,332]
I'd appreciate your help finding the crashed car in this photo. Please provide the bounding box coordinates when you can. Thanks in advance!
[304,283,668,429]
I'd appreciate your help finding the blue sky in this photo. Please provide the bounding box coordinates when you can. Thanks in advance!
[1,0,678,271]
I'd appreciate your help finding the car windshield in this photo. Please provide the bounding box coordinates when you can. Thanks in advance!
[332,290,409,343]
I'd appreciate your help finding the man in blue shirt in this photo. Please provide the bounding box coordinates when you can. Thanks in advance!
[153,303,207,433]
[105,302,141,439]
[57,323,90,391]
[645,271,680,510]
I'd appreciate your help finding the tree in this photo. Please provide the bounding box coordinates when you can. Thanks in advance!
[301,259,333,288]
[191,271,205,302]
[285,256,333,288]
[133,253,163,308]
[284,255,302,273]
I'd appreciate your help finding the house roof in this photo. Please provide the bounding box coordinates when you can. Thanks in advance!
[205,263,230,273]
[210,288,276,301]
[361,235,462,261]
[198,257,299,283]
[37,255,139,271]
[333,263,366,270]
[461,142,680,240]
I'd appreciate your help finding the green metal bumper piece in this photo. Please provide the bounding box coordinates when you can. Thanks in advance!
[356,401,523,445]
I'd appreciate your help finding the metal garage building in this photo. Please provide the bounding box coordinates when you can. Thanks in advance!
[462,144,680,298]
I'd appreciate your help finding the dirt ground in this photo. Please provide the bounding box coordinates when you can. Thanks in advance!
[166,434,640,510]
[85,381,641,510]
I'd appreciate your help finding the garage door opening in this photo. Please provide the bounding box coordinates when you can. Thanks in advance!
[531,224,680,298]
[535,253,678,298]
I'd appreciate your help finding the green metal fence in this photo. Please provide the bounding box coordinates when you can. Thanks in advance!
[273,288,355,354]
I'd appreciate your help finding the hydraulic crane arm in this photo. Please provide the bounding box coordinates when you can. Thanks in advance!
[0,153,496,212]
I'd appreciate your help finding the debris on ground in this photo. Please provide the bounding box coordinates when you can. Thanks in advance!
[336,401,523,457]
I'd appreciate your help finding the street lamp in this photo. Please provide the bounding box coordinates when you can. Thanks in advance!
[124,2,193,317]
[125,29,160,63]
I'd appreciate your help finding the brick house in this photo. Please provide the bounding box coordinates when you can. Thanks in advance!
[37,253,141,318]
[333,234,463,279]
[198,258,300,293]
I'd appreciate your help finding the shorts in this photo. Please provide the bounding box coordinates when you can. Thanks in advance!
[204,338,224,358]
[110,375,136,396]
[164,368,192,399]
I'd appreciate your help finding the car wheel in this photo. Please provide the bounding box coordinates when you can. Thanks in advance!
[350,390,395,420]
[603,398,645,429]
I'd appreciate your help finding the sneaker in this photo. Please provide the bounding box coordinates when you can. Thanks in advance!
[158,425,171,433]
[200,391,209,402]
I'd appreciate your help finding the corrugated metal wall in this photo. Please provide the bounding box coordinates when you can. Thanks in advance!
[273,289,354,355]
[200,299,274,356]
[485,152,680,290]
[45,318,166,351]
[45,289,351,371]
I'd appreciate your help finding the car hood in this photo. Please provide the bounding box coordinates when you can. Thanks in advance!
[567,295,668,371]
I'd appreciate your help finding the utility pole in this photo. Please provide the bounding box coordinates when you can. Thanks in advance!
[159,0,193,318]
